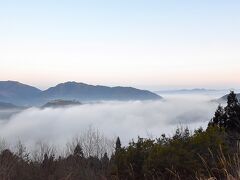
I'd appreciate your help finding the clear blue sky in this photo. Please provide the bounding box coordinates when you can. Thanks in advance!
[1,0,240,90]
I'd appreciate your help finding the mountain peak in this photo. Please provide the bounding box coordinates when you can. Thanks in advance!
[55,81,89,87]
[42,82,162,101]
[0,81,162,105]
[0,80,40,89]
[0,81,42,106]
[0,80,21,85]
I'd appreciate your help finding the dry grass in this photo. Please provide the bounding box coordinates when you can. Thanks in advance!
[196,145,240,180]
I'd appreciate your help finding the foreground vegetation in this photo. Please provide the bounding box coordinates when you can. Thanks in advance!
[0,92,240,179]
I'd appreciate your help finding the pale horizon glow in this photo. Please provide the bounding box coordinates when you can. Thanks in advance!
[1,0,240,90]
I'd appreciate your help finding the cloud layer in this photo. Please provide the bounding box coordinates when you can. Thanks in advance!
[0,95,218,148]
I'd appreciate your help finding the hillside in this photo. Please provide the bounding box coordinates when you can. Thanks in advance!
[0,81,162,105]
[41,81,162,102]
[0,81,41,106]
[0,101,22,110]
[42,99,82,108]
[0,101,26,119]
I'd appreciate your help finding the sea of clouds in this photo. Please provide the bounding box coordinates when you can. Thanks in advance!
[0,94,219,150]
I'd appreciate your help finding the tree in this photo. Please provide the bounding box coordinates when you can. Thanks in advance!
[113,137,128,178]
[224,91,240,133]
[227,91,238,107]
[101,152,109,171]
[115,137,121,152]
[210,105,225,128]
[209,91,240,133]
[74,144,84,157]
[41,153,55,177]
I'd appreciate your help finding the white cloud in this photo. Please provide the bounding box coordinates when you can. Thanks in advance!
[0,95,218,149]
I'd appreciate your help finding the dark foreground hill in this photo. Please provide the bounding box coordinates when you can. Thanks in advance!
[0,81,162,105]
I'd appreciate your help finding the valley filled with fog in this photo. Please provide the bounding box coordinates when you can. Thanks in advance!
[0,92,224,151]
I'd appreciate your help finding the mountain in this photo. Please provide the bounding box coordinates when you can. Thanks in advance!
[156,88,226,95]
[41,81,162,102]
[0,81,162,105]
[0,81,41,105]
[0,101,22,110]
[42,99,82,108]
[0,101,27,119]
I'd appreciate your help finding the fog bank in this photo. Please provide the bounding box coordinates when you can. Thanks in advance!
[0,95,218,148]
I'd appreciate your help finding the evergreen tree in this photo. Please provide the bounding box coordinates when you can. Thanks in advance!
[114,137,128,178]
[211,105,225,128]
[227,91,238,107]
[101,152,109,163]
[74,144,84,157]
[183,127,190,140]
[101,152,109,170]
[209,91,240,134]
[224,91,240,132]
[115,137,121,152]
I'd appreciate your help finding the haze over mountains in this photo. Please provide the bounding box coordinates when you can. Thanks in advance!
[0,101,27,119]
[0,81,162,106]
[157,88,238,103]
[156,88,225,94]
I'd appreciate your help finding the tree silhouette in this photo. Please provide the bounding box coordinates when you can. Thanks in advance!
[209,91,240,137]
[227,91,238,107]
[115,137,121,152]
[224,91,240,132]
[210,105,225,128]
[74,144,84,157]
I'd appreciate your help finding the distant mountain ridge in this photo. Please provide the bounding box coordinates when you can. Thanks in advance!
[42,81,161,101]
[0,81,162,105]
[156,88,225,94]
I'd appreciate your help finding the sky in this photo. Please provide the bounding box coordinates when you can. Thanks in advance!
[0,0,240,90]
